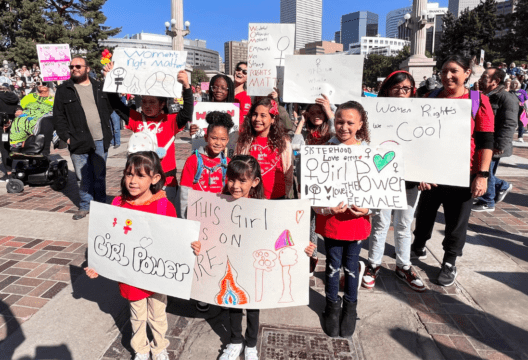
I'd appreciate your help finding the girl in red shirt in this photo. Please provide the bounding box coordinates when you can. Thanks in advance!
[314,101,371,338]
[85,152,200,360]
[236,98,293,199]
[218,155,316,360]
[103,63,193,213]
[233,61,252,127]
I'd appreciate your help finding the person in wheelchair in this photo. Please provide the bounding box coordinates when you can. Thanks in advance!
[6,82,68,193]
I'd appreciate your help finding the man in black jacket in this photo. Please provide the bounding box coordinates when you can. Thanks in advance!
[473,67,518,212]
[53,57,114,220]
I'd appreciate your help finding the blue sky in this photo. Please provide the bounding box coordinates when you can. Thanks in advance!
[102,0,449,58]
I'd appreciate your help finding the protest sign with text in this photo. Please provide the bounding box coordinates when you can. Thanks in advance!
[37,44,71,82]
[103,48,187,98]
[188,190,311,309]
[362,97,472,187]
[283,55,364,104]
[247,23,295,96]
[300,145,407,209]
[191,102,240,153]
[87,201,200,299]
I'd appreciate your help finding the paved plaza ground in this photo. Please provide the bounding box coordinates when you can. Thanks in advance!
[0,130,527,360]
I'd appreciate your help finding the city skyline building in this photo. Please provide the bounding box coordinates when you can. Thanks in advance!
[334,31,341,43]
[299,40,343,54]
[280,0,323,50]
[448,0,481,17]
[348,35,409,57]
[340,11,379,51]
[224,40,248,76]
[386,3,448,39]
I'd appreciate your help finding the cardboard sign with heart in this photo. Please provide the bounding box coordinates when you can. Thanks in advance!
[373,151,396,172]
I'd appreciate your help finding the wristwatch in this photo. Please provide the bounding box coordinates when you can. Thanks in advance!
[477,171,490,178]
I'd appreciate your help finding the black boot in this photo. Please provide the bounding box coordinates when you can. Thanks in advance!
[340,298,358,337]
[323,297,342,337]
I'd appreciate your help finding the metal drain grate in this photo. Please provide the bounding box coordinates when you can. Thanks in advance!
[258,324,363,360]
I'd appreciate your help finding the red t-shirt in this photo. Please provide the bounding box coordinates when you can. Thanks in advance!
[235,91,252,128]
[433,91,494,174]
[316,213,371,241]
[180,152,230,193]
[250,136,285,199]
[125,109,182,186]
[111,194,177,301]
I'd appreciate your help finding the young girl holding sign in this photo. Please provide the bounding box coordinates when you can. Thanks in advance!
[236,98,294,199]
[292,94,335,146]
[314,101,371,338]
[362,71,426,293]
[103,63,193,212]
[218,155,315,360]
[85,152,201,360]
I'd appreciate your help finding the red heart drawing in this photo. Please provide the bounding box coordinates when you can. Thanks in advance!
[296,210,304,224]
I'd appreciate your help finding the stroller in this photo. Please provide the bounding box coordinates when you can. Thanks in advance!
[6,115,68,193]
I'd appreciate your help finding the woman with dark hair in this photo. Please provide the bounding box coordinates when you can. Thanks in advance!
[292,95,334,146]
[233,61,252,126]
[410,55,495,287]
[362,70,426,293]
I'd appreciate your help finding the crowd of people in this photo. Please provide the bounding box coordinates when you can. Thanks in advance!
[0,52,524,360]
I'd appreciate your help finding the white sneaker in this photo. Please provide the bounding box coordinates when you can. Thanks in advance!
[155,349,169,360]
[133,353,149,360]
[518,137,524,142]
[220,343,244,360]
[245,346,259,360]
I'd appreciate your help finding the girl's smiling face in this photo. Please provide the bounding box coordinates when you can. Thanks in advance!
[251,105,274,137]
[212,77,229,102]
[306,105,325,126]
[205,126,229,157]
[125,167,161,202]
[227,174,260,199]
[335,109,363,145]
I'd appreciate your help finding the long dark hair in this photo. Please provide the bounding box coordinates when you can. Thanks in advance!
[335,101,371,144]
[304,103,332,145]
[208,75,235,102]
[378,71,416,98]
[237,97,287,155]
[222,155,264,199]
[120,152,166,202]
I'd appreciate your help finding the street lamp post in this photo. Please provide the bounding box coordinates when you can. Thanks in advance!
[165,0,190,51]
[399,0,436,79]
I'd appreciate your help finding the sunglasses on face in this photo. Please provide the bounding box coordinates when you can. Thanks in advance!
[69,65,87,70]
[236,67,247,75]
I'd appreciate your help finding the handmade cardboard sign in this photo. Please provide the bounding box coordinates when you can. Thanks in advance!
[247,23,295,96]
[283,55,364,104]
[300,145,407,209]
[103,48,188,97]
[362,97,472,187]
[36,44,71,81]
[191,102,240,151]
[87,202,200,299]
[188,190,311,309]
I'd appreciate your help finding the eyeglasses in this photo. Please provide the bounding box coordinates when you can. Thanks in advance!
[236,67,247,75]
[390,86,412,94]
[212,86,228,92]
[69,65,87,70]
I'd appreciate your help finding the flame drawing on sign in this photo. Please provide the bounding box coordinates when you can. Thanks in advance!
[215,257,250,306]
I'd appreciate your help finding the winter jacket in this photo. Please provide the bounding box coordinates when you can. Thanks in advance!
[0,89,19,115]
[486,85,518,158]
[52,77,115,154]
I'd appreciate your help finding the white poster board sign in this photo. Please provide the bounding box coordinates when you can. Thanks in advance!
[300,145,407,209]
[362,97,472,187]
[103,48,187,97]
[283,54,364,104]
[191,102,240,151]
[36,44,71,82]
[188,190,311,309]
[87,201,200,299]
[247,23,295,96]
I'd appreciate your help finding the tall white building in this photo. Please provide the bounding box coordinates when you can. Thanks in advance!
[348,36,410,57]
[448,0,481,17]
[386,3,448,39]
[280,0,322,50]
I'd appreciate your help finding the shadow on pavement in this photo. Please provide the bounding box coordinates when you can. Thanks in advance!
[477,271,528,297]
[0,300,24,360]
[467,223,528,263]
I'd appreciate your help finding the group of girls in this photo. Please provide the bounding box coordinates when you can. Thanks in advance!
[86,54,494,360]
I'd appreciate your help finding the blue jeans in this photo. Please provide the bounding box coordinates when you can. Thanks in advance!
[479,158,509,207]
[71,140,108,210]
[368,187,420,268]
[110,111,121,146]
[324,238,362,303]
